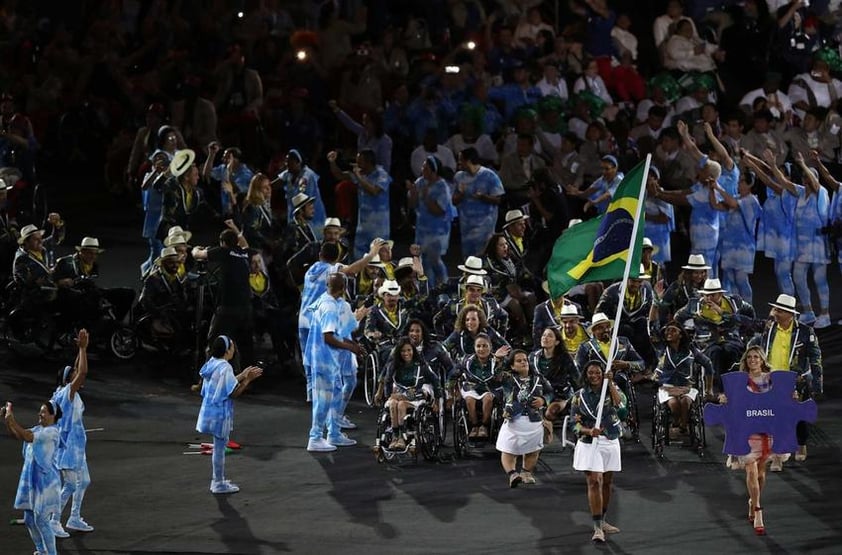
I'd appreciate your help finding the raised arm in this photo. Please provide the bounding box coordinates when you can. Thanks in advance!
[794,151,820,194]
[3,404,34,443]
[711,180,738,211]
[68,329,90,399]
[703,122,734,171]
[810,149,840,193]
[677,120,704,163]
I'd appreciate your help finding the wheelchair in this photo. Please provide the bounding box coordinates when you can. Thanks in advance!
[451,378,505,458]
[360,336,395,407]
[651,367,707,459]
[373,393,441,463]
[614,370,640,442]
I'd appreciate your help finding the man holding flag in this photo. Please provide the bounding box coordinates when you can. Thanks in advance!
[548,155,651,542]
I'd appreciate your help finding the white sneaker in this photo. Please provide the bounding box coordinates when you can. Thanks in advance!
[65,517,94,532]
[337,415,358,430]
[307,438,337,452]
[327,433,357,446]
[799,311,817,325]
[814,314,831,329]
[210,480,240,494]
[51,519,70,538]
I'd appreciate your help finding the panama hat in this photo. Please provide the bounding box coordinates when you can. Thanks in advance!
[457,256,487,275]
[367,254,385,268]
[153,246,180,267]
[395,257,414,271]
[768,293,799,314]
[169,149,196,177]
[292,192,314,214]
[587,312,614,333]
[324,217,346,232]
[75,237,105,253]
[378,279,401,296]
[503,209,529,227]
[559,304,581,319]
[635,264,651,280]
[682,254,711,271]
[166,226,193,244]
[18,224,43,244]
[642,237,659,255]
[465,274,487,290]
[699,278,726,295]
[164,232,191,247]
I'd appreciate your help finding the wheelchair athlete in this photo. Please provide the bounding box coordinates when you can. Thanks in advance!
[376,337,443,450]
[653,320,712,440]
[448,333,509,440]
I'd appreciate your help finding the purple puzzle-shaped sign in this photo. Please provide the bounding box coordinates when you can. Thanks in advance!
[703,371,818,456]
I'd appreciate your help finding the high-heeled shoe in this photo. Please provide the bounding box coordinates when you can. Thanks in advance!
[753,507,765,536]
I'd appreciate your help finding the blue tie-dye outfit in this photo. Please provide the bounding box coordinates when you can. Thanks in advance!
[758,185,799,296]
[298,261,342,398]
[831,191,842,270]
[211,163,254,216]
[196,357,239,484]
[414,176,455,288]
[686,182,722,277]
[278,165,325,239]
[353,166,392,259]
[719,194,761,302]
[52,385,91,523]
[587,172,623,214]
[455,166,505,257]
[14,424,61,555]
[306,293,359,441]
[644,198,675,264]
[793,186,830,313]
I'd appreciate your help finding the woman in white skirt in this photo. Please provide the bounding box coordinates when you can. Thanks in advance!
[571,360,624,543]
[496,350,553,487]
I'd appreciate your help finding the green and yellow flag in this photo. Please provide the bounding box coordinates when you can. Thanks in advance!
[547,160,648,298]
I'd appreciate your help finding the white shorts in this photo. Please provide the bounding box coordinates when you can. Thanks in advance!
[385,397,426,409]
[573,437,622,473]
[657,386,699,404]
[461,389,493,401]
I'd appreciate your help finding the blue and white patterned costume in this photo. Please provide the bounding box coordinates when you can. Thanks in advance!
[354,166,392,259]
[52,384,91,524]
[795,187,830,264]
[298,261,342,397]
[758,186,799,261]
[278,165,325,239]
[686,182,722,276]
[644,197,675,264]
[14,424,61,555]
[587,172,623,214]
[211,163,254,216]
[307,293,355,440]
[719,194,762,301]
[414,176,454,288]
[455,166,505,257]
[196,357,238,440]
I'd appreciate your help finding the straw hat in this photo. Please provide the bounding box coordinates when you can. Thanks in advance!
[559,304,581,319]
[457,256,487,275]
[503,209,529,227]
[378,279,401,296]
[169,149,196,177]
[18,224,43,245]
[768,293,799,314]
[292,193,314,214]
[465,274,487,290]
[324,217,346,233]
[75,237,105,253]
[635,264,651,280]
[642,237,659,255]
[164,232,191,247]
[682,254,711,270]
[587,312,614,333]
[167,226,193,244]
[371,237,395,250]
[699,278,726,295]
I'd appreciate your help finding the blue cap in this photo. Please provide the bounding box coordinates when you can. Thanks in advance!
[601,155,618,168]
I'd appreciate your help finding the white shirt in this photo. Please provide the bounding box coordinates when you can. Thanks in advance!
[653,14,698,47]
[740,88,793,120]
[787,73,842,115]
[636,98,675,126]
[536,77,569,100]
[573,75,613,105]
[663,35,716,72]
[611,26,638,60]
[447,133,499,165]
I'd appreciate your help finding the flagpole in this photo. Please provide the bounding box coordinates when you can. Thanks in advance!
[593,154,653,432]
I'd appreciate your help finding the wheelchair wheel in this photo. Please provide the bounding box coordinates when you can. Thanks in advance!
[363,352,378,407]
[436,397,447,445]
[110,326,138,360]
[651,398,667,460]
[489,403,502,442]
[417,405,440,461]
[627,381,641,442]
[374,407,392,463]
[688,400,706,455]
[452,401,469,458]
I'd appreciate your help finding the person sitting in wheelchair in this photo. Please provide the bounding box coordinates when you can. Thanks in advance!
[375,337,442,450]
[654,320,712,438]
[406,318,453,386]
[497,349,554,487]
[364,279,410,366]
[531,326,579,426]
[448,332,510,439]
[443,304,510,365]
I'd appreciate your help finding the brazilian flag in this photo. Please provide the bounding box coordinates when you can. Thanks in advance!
[547,159,648,298]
